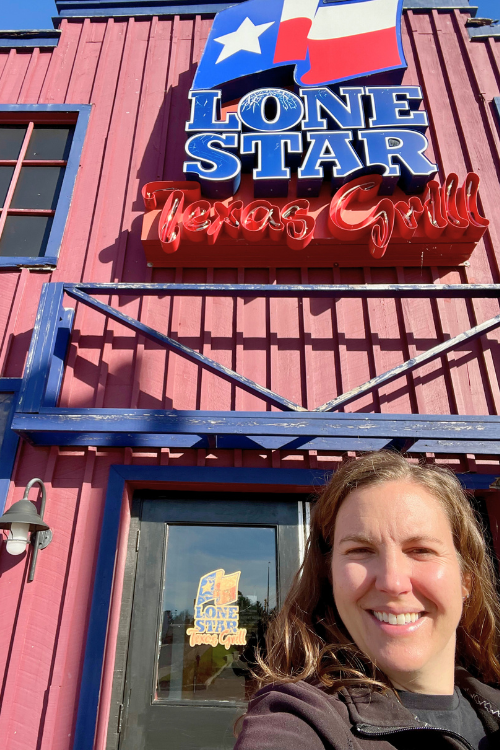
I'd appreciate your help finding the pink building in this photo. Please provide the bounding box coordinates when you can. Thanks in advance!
[0,1,499,748]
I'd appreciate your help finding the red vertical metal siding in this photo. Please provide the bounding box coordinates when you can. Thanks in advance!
[0,11,499,750]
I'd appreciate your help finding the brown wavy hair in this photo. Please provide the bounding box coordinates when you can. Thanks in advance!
[257,451,500,693]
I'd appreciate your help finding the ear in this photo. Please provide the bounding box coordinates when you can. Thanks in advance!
[461,572,472,601]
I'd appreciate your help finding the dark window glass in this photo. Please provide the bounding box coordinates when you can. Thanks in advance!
[0,166,14,208]
[0,215,53,257]
[157,525,277,703]
[25,126,74,160]
[0,126,27,159]
[10,166,65,210]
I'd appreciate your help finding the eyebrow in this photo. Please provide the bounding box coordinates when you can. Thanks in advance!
[337,534,444,546]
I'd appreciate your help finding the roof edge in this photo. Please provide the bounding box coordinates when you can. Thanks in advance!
[0,29,61,48]
[53,0,477,21]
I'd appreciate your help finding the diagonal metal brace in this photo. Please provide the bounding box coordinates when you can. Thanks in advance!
[66,288,306,413]
[315,313,500,412]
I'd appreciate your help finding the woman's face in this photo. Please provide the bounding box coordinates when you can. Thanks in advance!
[331,480,469,693]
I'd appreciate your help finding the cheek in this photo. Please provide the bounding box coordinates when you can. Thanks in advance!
[413,563,464,613]
[332,561,371,602]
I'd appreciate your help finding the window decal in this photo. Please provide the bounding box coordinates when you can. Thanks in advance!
[187,568,248,649]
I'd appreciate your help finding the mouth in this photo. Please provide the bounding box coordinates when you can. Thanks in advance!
[371,610,424,626]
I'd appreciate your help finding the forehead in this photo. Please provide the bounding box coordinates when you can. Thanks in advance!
[333,480,452,542]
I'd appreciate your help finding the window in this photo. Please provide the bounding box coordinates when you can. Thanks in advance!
[0,105,91,268]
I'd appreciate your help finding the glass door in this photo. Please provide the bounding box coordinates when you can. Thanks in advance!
[117,491,305,750]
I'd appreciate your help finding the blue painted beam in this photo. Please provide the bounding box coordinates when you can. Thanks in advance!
[315,312,500,412]
[12,409,500,442]
[469,23,500,39]
[43,308,75,408]
[68,283,500,299]
[409,440,500,455]
[0,30,61,48]
[216,435,392,451]
[13,430,396,450]
[16,283,65,414]
[0,257,58,269]
[66,288,304,412]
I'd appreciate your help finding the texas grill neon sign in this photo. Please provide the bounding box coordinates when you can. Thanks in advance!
[140,0,489,264]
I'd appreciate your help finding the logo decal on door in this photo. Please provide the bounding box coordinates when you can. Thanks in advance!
[187,568,248,649]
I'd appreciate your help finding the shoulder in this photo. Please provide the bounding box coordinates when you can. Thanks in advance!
[248,680,351,719]
[234,682,354,750]
[455,668,500,720]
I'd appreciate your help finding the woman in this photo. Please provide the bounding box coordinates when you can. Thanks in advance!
[235,452,500,750]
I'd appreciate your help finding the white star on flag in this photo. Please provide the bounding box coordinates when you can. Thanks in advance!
[214,17,274,64]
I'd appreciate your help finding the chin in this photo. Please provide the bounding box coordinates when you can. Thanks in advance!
[372,647,430,677]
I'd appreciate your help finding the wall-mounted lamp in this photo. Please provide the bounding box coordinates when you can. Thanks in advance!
[0,478,52,582]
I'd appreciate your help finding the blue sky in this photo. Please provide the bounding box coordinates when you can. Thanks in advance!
[0,0,498,30]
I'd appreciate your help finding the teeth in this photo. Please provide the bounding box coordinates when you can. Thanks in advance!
[373,611,421,625]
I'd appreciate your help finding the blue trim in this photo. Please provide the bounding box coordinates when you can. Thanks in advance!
[65,282,500,299]
[54,0,475,19]
[43,308,75,407]
[12,410,500,449]
[73,461,498,750]
[73,464,125,750]
[494,98,500,124]
[0,379,22,516]
[17,283,65,414]
[0,31,61,48]
[409,440,500,455]
[469,23,500,39]
[0,105,91,269]
[12,282,500,454]
[0,257,58,269]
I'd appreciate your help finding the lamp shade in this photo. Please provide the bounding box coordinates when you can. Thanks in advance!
[0,499,50,532]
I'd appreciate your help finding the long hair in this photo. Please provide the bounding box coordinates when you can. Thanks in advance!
[257,451,500,693]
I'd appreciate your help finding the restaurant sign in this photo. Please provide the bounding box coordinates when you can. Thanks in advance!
[186,568,247,650]
[141,0,489,266]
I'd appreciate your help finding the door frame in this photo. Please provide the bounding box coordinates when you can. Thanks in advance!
[72,464,497,750]
[73,465,329,750]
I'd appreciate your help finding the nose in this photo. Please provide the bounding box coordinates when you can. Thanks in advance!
[374,548,412,596]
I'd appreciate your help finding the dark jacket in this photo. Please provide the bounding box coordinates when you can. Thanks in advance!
[234,670,500,750]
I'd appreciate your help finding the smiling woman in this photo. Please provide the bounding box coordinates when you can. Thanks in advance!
[234,452,500,750]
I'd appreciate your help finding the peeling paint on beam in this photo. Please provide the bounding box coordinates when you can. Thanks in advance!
[68,283,500,299]
[12,410,500,442]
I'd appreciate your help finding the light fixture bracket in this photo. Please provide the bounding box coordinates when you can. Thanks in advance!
[33,528,52,551]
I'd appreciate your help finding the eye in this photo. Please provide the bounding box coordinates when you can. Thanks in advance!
[344,547,374,556]
[408,547,435,556]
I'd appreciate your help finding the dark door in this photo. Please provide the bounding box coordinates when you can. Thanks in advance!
[118,491,305,750]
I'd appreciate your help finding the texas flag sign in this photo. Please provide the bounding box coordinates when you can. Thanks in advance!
[192,0,406,94]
